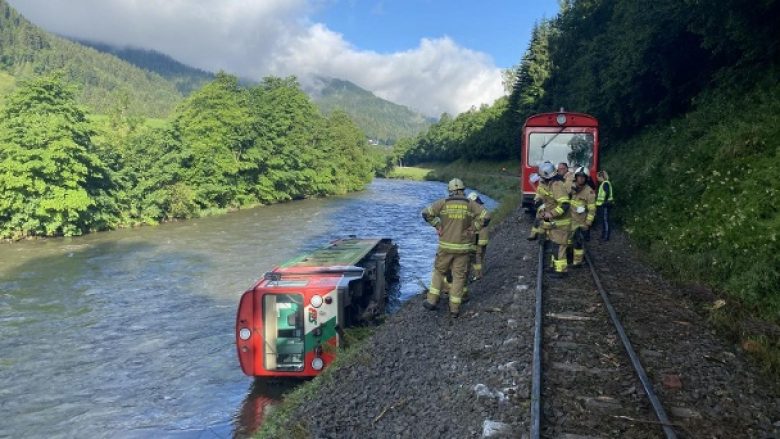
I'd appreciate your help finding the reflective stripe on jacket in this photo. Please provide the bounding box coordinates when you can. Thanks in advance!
[570,184,596,227]
[422,195,490,254]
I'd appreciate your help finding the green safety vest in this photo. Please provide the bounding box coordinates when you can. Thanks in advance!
[596,180,614,207]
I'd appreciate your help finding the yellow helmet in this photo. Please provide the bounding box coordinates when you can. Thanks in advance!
[448,178,465,191]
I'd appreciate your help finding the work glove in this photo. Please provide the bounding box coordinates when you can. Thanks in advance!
[542,211,553,220]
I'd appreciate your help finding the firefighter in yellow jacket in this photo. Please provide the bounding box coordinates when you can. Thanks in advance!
[529,161,571,275]
[422,178,490,317]
[569,166,596,267]
[467,192,489,281]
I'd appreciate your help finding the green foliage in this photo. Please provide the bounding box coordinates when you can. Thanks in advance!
[0,0,183,117]
[0,74,118,238]
[174,73,254,207]
[606,74,780,322]
[0,70,377,238]
[304,76,432,145]
[401,97,516,164]
[77,40,214,95]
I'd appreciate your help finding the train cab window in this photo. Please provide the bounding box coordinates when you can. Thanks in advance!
[262,293,305,371]
[528,132,594,168]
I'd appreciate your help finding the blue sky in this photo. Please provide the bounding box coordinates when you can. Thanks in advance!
[10,0,560,116]
[312,0,560,68]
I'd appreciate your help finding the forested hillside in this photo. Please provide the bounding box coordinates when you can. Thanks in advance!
[76,40,215,96]
[303,76,432,145]
[0,0,183,117]
[0,73,376,239]
[399,0,780,361]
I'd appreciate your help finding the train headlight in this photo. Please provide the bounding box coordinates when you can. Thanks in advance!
[311,357,324,371]
[310,295,323,308]
[239,328,251,340]
[556,113,567,125]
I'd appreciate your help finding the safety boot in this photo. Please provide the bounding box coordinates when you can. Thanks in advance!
[423,301,437,311]
[527,224,543,241]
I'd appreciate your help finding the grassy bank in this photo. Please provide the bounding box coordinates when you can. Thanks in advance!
[387,160,521,224]
[604,71,780,373]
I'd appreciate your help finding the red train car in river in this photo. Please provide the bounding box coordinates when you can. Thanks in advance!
[236,238,398,377]
[520,111,599,209]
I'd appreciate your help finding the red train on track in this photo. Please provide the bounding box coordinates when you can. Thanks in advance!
[236,238,399,377]
[520,111,600,209]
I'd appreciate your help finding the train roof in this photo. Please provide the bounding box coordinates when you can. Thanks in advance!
[275,238,383,274]
[524,111,598,128]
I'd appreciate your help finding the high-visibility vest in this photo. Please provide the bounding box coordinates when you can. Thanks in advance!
[596,180,614,207]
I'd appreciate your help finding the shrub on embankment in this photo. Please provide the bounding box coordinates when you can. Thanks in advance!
[603,72,780,368]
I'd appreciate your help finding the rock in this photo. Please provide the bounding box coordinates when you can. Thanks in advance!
[581,396,622,412]
[670,406,702,418]
[662,374,683,390]
[482,420,510,437]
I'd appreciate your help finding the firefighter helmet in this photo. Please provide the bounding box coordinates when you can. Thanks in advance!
[574,166,589,177]
[467,192,478,201]
[448,178,465,191]
[538,161,556,179]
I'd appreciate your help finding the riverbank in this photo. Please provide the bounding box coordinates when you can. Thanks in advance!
[257,204,778,438]
[387,160,520,224]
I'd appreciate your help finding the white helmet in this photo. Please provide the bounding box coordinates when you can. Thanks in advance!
[448,178,465,191]
[574,166,589,177]
[467,192,478,201]
[538,161,556,179]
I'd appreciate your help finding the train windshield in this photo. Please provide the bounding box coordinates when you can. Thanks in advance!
[527,132,594,168]
[262,293,305,372]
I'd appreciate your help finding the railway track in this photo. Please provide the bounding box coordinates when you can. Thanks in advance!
[530,241,678,438]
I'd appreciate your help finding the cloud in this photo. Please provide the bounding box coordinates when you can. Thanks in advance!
[8,0,505,116]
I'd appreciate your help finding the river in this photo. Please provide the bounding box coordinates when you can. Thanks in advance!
[0,179,496,438]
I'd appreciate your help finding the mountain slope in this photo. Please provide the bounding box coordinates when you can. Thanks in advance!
[0,0,183,117]
[303,76,432,144]
[75,40,214,96]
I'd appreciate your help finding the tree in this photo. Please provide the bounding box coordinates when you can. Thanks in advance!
[0,74,117,238]
[173,72,254,207]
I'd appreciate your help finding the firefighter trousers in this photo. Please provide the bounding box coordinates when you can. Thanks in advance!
[548,228,569,274]
[427,251,470,313]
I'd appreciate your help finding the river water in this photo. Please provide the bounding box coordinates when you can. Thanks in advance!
[0,179,496,438]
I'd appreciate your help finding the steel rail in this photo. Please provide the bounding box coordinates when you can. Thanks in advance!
[529,243,678,438]
[530,241,544,439]
[584,249,678,438]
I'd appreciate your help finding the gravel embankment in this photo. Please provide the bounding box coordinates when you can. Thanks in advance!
[277,208,779,438]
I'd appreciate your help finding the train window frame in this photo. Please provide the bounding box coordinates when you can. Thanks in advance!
[527,132,595,168]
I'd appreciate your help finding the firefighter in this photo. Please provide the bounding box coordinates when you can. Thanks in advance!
[569,166,596,266]
[467,192,489,281]
[596,170,614,241]
[529,161,571,275]
[558,162,574,190]
[422,178,490,317]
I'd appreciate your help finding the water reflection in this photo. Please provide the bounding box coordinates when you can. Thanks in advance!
[233,380,300,438]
